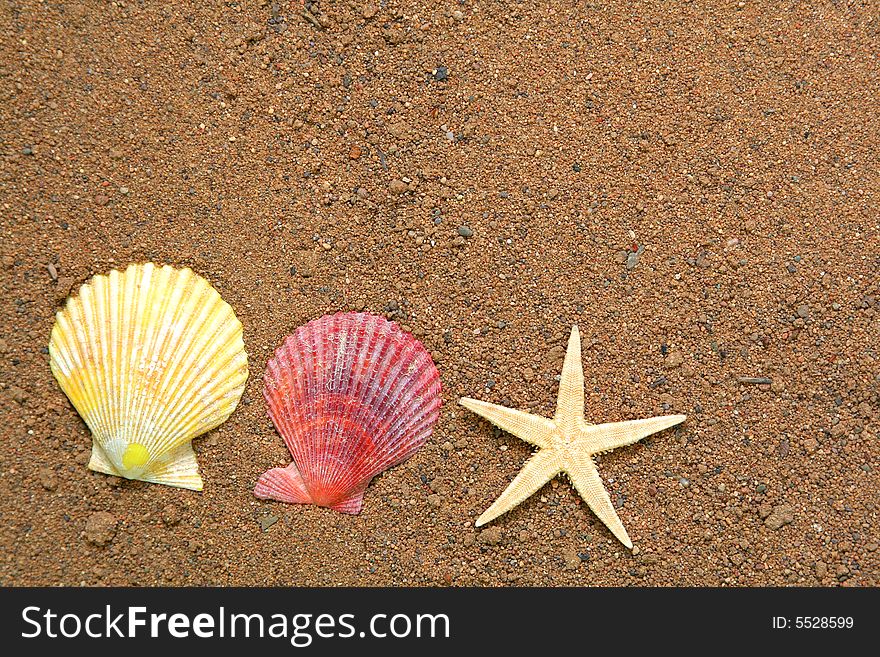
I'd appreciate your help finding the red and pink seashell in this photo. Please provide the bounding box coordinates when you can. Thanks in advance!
[254,312,442,514]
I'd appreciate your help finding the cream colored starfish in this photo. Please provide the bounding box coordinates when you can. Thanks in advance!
[460,325,685,549]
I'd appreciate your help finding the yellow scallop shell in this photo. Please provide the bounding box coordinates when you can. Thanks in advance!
[49,263,249,490]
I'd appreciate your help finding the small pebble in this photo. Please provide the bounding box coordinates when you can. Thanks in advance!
[479,526,503,545]
[38,467,57,491]
[9,386,28,404]
[625,248,642,270]
[764,504,794,530]
[161,504,182,526]
[563,546,581,570]
[85,512,118,547]
[259,514,279,532]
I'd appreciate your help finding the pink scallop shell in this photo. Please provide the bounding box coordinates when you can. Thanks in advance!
[254,312,442,514]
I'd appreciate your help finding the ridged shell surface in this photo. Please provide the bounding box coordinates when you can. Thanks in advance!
[255,312,442,513]
[49,263,249,490]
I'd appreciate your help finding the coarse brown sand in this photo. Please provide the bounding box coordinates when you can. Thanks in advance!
[1,1,878,587]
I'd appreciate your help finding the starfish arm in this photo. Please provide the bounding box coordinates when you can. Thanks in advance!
[566,453,633,549]
[582,414,686,453]
[459,397,555,448]
[555,325,585,426]
[475,448,560,527]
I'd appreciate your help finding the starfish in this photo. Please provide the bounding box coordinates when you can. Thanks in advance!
[460,325,685,549]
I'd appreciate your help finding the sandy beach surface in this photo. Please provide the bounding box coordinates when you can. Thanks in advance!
[1,1,877,586]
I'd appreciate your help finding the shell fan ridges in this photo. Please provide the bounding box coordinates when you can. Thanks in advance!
[48,263,249,490]
[255,312,442,513]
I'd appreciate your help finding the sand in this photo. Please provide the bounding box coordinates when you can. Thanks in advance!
[1,0,877,586]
